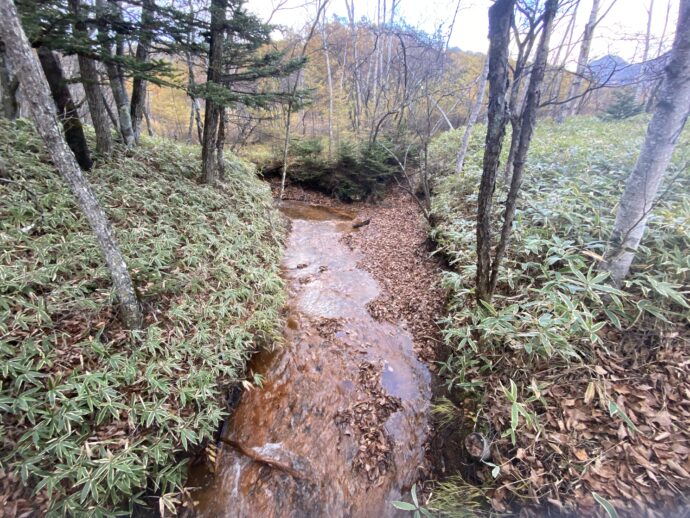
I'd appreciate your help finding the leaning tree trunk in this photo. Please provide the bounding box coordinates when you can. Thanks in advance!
[0,39,19,119]
[36,46,93,171]
[0,0,142,329]
[475,0,515,303]
[605,0,690,285]
[130,0,155,143]
[200,0,226,185]
[455,56,489,176]
[489,0,558,295]
[96,0,135,147]
[69,0,112,155]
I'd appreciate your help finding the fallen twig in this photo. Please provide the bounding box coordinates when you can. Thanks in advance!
[219,437,305,479]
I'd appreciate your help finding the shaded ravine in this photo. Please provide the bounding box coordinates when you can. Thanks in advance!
[188,201,431,517]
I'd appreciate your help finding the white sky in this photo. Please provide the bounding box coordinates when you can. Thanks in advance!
[245,0,679,64]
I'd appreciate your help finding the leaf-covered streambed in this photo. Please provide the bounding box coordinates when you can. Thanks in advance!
[186,187,445,517]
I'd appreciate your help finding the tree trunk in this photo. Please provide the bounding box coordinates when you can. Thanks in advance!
[143,98,154,136]
[200,0,226,185]
[321,14,335,160]
[96,0,135,147]
[130,0,155,142]
[185,51,203,144]
[503,80,529,182]
[546,3,577,117]
[489,0,558,295]
[279,102,293,198]
[476,0,514,302]
[0,39,19,119]
[0,0,142,329]
[36,46,93,171]
[636,0,655,104]
[605,0,690,285]
[69,0,112,155]
[455,56,489,176]
[345,0,362,135]
[558,0,600,121]
[279,0,328,198]
[216,107,226,181]
[79,57,113,155]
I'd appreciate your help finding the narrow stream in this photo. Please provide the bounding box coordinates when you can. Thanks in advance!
[189,201,431,517]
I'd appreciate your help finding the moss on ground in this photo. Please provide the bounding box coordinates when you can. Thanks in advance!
[0,119,286,515]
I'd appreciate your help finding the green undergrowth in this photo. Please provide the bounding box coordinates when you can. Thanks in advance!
[268,136,399,201]
[428,116,690,515]
[0,119,286,515]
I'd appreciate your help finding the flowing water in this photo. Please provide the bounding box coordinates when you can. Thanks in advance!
[189,201,431,517]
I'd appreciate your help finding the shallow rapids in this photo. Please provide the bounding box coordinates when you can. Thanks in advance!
[188,201,431,517]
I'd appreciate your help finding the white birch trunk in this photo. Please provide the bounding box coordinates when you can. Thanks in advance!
[456,56,489,175]
[605,0,690,285]
[559,0,601,121]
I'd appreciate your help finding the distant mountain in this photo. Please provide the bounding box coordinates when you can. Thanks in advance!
[586,53,670,86]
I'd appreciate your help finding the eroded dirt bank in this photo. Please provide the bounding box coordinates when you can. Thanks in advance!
[186,186,445,517]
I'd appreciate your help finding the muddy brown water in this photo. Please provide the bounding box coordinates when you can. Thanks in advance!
[188,200,431,517]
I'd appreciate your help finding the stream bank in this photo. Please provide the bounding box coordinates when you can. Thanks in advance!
[185,185,446,517]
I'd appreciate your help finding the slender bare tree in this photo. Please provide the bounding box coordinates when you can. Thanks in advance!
[476,0,515,302]
[279,0,329,199]
[558,0,600,120]
[477,0,559,302]
[455,56,489,176]
[320,9,335,159]
[490,0,559,295]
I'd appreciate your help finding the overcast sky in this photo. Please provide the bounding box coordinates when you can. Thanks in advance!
[245,0,679,65]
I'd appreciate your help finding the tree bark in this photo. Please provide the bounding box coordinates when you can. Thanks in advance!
[36,46,93,171]
[200,0,226,185]
[455,56,489,176]
[321,13,335,160]
[558,0,601,121]
[79,57,113,155]
[0,0,142,329]
[605,0,690,285]
[545,3,577,117]
[489,0,558,295]
[216,107,226,180]
[503,79,529,182]
[636,0,655,104]
[130,0,155,143]
[345,0,362,135]
[96,0,135,147]
[0,39,19,119]
[476,0,515,302]
[69,0,113,155]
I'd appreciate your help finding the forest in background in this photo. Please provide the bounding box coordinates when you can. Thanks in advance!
[0,0,689,516]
